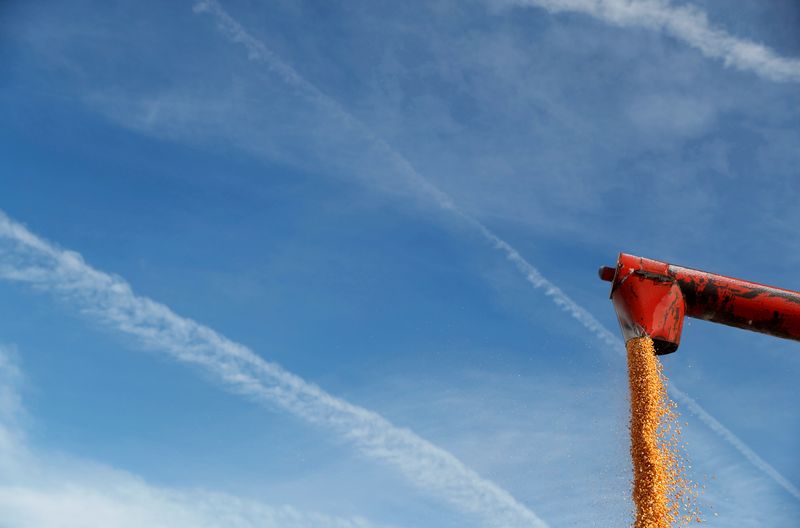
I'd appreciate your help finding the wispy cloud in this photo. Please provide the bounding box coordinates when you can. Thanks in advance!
[0,345,388,528]
[0,487,380,528]
[0,211,549,528]
[191,0,800,502]
[500,0,800,83]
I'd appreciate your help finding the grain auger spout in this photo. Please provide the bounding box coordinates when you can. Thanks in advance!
[599,253,800,355]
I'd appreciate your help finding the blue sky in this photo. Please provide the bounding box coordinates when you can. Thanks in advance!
[1,0,799,526]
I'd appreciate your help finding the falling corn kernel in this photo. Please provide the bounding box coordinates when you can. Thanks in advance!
[627,336,702,527]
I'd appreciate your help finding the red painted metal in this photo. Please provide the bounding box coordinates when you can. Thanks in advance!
[599,253,800,355]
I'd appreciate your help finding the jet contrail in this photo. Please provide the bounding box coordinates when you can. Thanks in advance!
[504,0,800,83]
[0,210,549,528]
[193,0,800,501]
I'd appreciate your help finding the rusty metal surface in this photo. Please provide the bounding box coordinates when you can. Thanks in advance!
[600,253,800,354]
[670,264,800,343]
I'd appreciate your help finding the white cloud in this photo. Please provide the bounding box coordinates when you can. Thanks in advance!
[0,212,550,528]
[501,0,800,82]
[0,484,382,528]
[0,346,386,528]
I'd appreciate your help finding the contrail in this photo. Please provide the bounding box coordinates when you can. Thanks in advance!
[0,210,549,528]
[504,0,800,83]
[193,0,800,501]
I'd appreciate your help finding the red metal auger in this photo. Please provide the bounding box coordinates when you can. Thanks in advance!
[599,253,800,355]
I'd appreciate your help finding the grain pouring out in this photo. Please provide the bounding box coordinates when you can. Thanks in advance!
[627,336,700,526]
[601,253,800,525]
